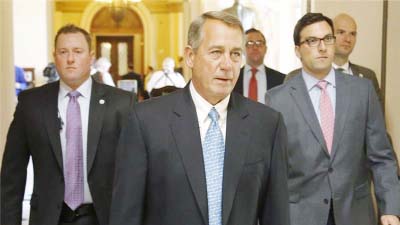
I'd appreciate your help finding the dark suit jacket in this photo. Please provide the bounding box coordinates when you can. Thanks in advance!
[1,79,134,225]
[120,72,146,98]
[267,71,400,225]
[233,66,286,96]
[110,85,290,225]
[286,62,382,103]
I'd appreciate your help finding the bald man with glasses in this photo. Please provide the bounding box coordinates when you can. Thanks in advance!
[233,28,285,104]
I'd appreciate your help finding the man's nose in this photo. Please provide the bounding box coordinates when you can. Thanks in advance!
[220,53,233,70]
[67,52,75,63]
[318,40,327,52]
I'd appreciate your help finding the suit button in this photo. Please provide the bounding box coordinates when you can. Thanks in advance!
[323,198,329,204]
[328,168,333,173]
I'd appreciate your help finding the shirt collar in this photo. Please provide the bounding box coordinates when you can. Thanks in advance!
[302,67,336,92]
[244,64,265,74]
[189,82,230,124]
[332,61,350,71]
[59,77,92,99]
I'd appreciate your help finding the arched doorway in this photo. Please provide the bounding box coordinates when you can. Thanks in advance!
[90,5,144,83]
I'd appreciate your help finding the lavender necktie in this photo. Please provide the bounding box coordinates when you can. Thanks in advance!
[64,91,84,210]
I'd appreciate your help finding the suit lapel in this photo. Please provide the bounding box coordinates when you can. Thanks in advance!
[222,93,250,225]
[87,80,107,174]
[43,82,64,170]
[289,75,329,155]
[349,62,361,77]
[170,87,208,225]
[330,73,351,159]
[234,67,244,94]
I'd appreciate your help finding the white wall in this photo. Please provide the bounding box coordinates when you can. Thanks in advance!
[13,0,50,86]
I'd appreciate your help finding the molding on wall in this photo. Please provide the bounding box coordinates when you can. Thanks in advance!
[381,0,388,111]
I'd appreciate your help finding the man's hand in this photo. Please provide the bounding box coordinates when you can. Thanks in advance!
[381,215,400,225]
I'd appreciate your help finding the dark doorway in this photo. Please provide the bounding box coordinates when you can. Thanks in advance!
[96,36,133,83]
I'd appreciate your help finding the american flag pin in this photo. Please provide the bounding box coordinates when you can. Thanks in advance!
[99,99,105,104]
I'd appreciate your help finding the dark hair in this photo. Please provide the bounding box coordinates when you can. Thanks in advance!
[245,28,266,43]
[54,24,92,51]
[293,13,334,46]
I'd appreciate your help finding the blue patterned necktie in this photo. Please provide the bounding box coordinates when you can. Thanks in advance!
[64,91,84,210]
[202,107,225,225]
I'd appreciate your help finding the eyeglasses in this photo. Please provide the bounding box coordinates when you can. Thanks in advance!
[299,35,336,47]
[246,40,265,47]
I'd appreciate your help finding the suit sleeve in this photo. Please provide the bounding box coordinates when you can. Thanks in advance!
[365,70,382,106]
[365,81,400,216]
[260,113,290,225]
[1,96,31,225]
[109,108,147,225]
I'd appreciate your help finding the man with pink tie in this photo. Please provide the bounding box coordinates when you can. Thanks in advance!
[266,13,400,225]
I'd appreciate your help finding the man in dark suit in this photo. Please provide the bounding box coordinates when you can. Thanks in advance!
[110,11,289,225]
[332,13,381,101]
[1,24,134,225]
[233,28,285,104]
[120,63,148,100]
[267,13,400,225]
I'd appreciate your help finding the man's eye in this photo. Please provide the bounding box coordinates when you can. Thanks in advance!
[325,36,334,41]
[231,51,241,58]
[336,30,345,35]
[307,38,318,44]
[210,50,222,57]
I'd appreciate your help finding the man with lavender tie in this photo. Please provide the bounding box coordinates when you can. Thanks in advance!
[266,13,400,225]
[1,24,134,225]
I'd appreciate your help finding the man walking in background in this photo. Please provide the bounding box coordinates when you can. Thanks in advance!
[234,28,285,104]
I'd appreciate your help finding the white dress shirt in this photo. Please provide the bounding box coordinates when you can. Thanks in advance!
[302,68,336,124]
[333,62,353,75]
[243,64,267,104]
[58,77,93,203]
[189,82,229,144]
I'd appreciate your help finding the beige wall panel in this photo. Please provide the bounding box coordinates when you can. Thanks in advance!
[386,1,400,158]
[0,0,16,166]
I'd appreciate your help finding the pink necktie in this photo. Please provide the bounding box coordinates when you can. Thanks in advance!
[64,91,84,210]
[317,80,334,153]
[248,67,258,101]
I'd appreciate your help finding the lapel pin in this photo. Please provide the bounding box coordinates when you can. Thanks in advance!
[99,99,105,104]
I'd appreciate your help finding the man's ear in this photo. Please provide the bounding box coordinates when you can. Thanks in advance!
[294,45,301,60]
[184,46,195,68]
[90,50,95,64]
